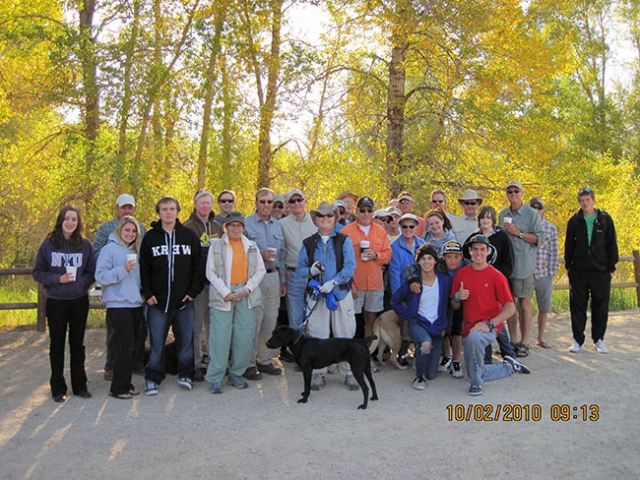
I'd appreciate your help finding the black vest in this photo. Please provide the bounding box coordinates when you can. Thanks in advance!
[302,232,351,290]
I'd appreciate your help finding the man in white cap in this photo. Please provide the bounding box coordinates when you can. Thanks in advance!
[93,194,147,381]
[451,190,483,245]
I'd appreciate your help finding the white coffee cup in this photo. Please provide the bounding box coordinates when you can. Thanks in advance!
[360,241,370,261]
[127,254,137,264]
[66,266,77,281]
[504,217,512,225]
[267,247,277,256]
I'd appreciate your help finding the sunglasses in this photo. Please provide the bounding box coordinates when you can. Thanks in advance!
[219,198,234,204]
[506,189,520,195]
[401,224,416,229]
[431,199,444,203]
[258,199,274,204]
[463,201,477,206]
[273,203,284,209]
[578,187,594,196]
[359,208,373,213]
[399,199,412,204]
[532,205,543,210]
[288,197,304,204]
[316,213,334,219]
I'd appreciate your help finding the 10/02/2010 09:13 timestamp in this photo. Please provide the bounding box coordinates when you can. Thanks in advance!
[446,404,600,422]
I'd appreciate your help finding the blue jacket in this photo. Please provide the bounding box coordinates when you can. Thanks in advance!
[95,233,144,309]
[297,231,356,301]
[391,270,452,336]
[389,236,425,294]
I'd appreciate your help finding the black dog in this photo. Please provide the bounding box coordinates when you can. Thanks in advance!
[266,326,379,410]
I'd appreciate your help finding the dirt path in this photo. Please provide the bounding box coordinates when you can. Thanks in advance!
[1,310,639,479]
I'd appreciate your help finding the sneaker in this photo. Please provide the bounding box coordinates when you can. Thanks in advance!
[449,361,464,378]
[370,358,380,373]
[76,390,92,399]
[503,355,531,374]
[327,363,340,374]
[145,381,159,396]
[568,341,583,353]
[227,374,249,390]
[210,381,223,394]
[468,384,483,396]
[257,363,282,376]
[178,377,193,391]
[243,366,263,381]
[412,376,426,390]
[345,375,359,391]
[310,373,326,391]
[595,339,608,354]
[438,357,452,372]
[103,370,113,381]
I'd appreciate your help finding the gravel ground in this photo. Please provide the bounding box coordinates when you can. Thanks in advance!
[1,310,639,479]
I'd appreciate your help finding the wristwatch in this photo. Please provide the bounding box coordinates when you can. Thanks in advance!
[518,231,525,239]
[486,321,495,332]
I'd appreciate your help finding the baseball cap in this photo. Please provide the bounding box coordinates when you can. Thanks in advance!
[357,196,374,208]
[442,241,463,254]
[116,194,135,207]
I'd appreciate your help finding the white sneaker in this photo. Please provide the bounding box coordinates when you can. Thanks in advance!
[449,361,464,378]
[594,339,608,354]
[568,341,582,353]
[438,357,452,372]
[412,376,426,390]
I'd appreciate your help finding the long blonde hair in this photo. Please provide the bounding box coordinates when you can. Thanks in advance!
[114,216,141,253]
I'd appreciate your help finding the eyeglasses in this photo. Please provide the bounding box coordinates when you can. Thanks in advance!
[463,201,477,206]
[219,198,234,204]
[532,205,543,210]
[316,213,334,218]
[431,199,444,203]
[288,197,304,204]
[401,224,416,229]
[359,208,373,213]
[399,199,412,204]
[506,189,520,195]
[258,199,274,204]
[273,203,284,209]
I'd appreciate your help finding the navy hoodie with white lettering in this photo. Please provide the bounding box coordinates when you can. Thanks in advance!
[33,238,96,300]
[139,219,204,312]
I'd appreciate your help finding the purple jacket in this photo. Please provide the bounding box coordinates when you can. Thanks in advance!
[33,238,96,300]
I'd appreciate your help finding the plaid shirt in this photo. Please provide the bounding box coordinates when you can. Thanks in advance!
[535,219,558,279]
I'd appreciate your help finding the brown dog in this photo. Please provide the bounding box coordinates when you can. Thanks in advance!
[369,310,409,370]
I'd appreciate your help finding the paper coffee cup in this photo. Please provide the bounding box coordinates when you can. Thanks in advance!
[127,254,137,264]
[267,247,277,255]
[504,217,512,224]
[66,266,77,281]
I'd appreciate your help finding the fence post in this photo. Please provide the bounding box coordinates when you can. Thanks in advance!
[37,284,47,332]
[633,250,640,309]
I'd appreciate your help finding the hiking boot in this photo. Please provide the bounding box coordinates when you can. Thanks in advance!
[257,363,282,376]
[243,366,263,381]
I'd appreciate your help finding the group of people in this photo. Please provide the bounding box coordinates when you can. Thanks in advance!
[33,182,618,401]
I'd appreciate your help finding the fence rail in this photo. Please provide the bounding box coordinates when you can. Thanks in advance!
[2,251,639,332]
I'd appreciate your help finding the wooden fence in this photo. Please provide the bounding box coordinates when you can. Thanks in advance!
[2,251,640,332]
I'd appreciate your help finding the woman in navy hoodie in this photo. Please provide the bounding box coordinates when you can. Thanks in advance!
[391,243,452,391]
[95,216,145,399]
[33,206,96,403]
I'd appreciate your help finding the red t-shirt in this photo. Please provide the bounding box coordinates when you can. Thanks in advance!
[451,264,513,337]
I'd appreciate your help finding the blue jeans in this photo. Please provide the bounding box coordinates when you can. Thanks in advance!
[463,331,513,387]
[286,269,307,329]
[484,327,516,364]
[146,302,195,384]
[407,320,444,380]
